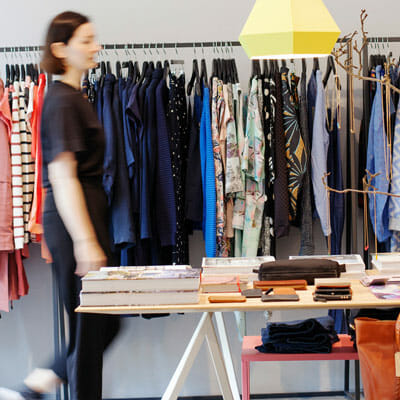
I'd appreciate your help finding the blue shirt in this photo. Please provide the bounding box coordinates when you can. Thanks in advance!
[367,66,391,242]
[311,70,331,236]
[199,87,216,257]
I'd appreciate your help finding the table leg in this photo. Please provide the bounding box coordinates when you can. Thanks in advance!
[233,311,247,339]
[215,312,241,400]
[205,314,235,400]
[162,312,234,400]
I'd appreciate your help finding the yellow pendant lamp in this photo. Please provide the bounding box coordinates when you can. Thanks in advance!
[239,0,341,60]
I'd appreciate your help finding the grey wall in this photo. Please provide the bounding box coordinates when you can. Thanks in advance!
[0,0,399,397]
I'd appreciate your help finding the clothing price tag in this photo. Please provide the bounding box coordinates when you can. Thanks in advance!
[395,352,400,377]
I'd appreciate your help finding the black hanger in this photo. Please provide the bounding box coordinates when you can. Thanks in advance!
[302,58,307,75]
[116,61,122,78]
[148,61,155,74]
[263,60,269,77]
[187,59,200,96]
[163,59,170,81]
[106,61,111,74]
[323,56,333,87]
[281,59,287,68]
[5,64,10,88]
[10,65,15,84]
[15,64,20,82]
[132,61,140,82]
[313,57,320,71]
[251,60,261,79]
[26,64,32,80]
[200,58,208,88]
[21,64,26,81]
[138,61,148,85]
[156,60,162,69]
[227,59,234,84]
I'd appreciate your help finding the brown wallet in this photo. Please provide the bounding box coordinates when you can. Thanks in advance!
[273,287,297,295]
[208,295,247,303]
[254,280,307,290]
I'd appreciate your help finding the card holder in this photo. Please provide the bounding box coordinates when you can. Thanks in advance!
[261,294,300,302]
[242,289,263,298]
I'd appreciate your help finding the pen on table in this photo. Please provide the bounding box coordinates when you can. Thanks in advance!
[264,288,273,295]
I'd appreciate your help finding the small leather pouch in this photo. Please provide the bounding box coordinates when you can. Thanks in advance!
[253,280,307,290]
[273,287,297,295]
[255,259,345,285]
[242,289,263,298]
[208,295,247,303]
[261,293,300,302]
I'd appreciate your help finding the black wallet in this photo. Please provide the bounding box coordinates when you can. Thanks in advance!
[261,294,300,302]
[313,286,352,301]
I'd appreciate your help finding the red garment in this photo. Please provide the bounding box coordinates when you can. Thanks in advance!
[0,252,9,312]
[28,74,46,237]
[8,249,29,301]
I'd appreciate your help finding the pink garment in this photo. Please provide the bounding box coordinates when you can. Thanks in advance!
[8,249,29,301]
[0,252,9,312]
[0,94,13,251]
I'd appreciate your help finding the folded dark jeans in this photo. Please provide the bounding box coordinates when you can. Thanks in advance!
[256,316,338,354]
[256,341,331,353]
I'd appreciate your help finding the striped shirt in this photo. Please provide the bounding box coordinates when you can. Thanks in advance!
[10,83,24,249]
[19,82,35,244]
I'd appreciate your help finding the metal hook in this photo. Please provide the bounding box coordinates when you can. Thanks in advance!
[201,42,204,55]
[143,43,146,56]
[148,43,152,56]
[175,43,178,56]
[114,44,118,57]
[162,42,167,56]
[193,42,196,56]
[132,44,136,56]
[156,43,160,56]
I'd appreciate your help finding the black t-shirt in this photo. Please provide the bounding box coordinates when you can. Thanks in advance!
[41,81,105,189]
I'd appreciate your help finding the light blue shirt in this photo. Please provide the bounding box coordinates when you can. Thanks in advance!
[311,70,331,236]
[389,97,400,249]
[367,65,391,243]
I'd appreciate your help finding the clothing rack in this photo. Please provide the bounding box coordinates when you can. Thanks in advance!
[360,35,400,267]
[2,36,391,399]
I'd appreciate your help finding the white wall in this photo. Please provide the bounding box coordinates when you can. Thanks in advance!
[0,0,399,397]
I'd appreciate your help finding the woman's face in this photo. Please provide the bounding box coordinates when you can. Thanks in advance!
[63,22,101,73]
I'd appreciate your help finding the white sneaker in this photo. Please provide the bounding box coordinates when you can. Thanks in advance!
[0,388,24,400]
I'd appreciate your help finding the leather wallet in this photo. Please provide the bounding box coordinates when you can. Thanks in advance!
[273,287,297,295]
[313,286,352,301]
[242,289,263,298]
[261,293,300,302]
[254,280,307,290]
[208,295,247,303]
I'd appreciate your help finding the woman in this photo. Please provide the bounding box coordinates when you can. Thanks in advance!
[0,11,120,400]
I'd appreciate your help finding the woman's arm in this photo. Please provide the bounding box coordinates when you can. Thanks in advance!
[48,151,106,276]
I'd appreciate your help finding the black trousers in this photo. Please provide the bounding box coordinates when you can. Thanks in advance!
[44,188,120,400]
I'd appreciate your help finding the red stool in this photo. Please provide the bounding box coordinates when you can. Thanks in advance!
[241,334,360,400]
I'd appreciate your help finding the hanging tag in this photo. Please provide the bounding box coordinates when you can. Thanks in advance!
[395,352,400,377]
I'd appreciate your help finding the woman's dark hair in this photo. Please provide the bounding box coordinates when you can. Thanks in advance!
[41,11,89,75]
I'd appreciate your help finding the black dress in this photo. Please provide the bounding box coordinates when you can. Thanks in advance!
[41,81,120,400]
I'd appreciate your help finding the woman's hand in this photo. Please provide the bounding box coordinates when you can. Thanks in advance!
[74,238,107,277]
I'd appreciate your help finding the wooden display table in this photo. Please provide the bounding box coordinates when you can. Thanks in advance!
[76,281,400,400]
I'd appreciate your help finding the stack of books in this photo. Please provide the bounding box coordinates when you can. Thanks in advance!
[201,256,275,282]
[289,254,366,279]
[79,265,200,307]
[371,253,400,273]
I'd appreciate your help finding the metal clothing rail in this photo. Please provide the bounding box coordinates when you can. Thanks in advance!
[0,41,242,54]
[0,37,358,54]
